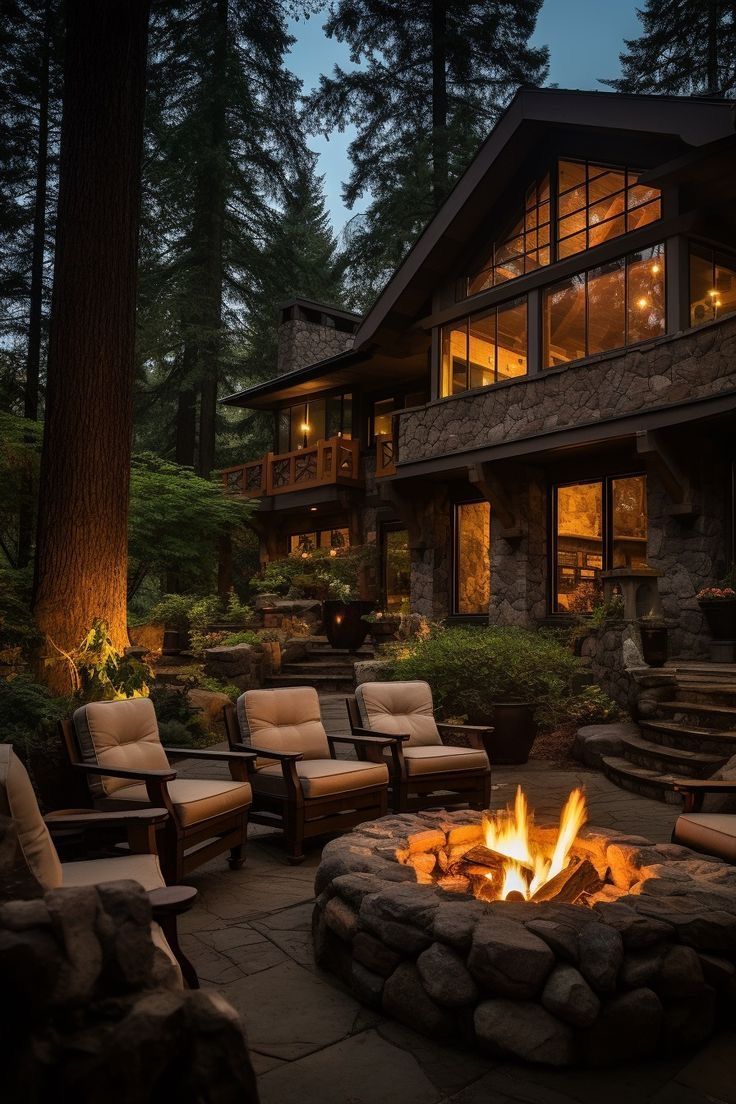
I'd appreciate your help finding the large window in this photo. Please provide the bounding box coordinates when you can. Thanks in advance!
[289,527,349,555]
[277,394,352,453]
[556,160,660,261]
[441,298,527,397]
[554,475,647,612]
[468,175,551,295]
[690,247,736,328]
[454,501,491,615]
[543,243,665,368]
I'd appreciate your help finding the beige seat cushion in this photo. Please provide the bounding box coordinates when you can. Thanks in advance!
[403,745,490,777]
[253,759,388,800]
[673,813,736,863]
[356,681,442,747]
[0,744,62,890]
[237,687,331,768]
[102,778,252,827]
[61,851,166,891]
[73,698,170,797]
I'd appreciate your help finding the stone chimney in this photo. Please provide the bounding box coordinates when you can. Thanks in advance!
[276,298,360,376]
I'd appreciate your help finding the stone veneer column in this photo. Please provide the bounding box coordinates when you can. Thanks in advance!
[489,471,547,627]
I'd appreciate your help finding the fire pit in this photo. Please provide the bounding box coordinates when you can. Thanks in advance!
[313,793,736,1067]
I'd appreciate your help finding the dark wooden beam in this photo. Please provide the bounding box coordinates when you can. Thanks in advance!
[635,429,698,517]
[468,462,522,539]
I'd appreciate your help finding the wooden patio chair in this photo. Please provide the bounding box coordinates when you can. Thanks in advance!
[0,742,198,988]
[346,680,492,813]
[61,697,255,884]
[222,686,393,863]
[671,777,736,863]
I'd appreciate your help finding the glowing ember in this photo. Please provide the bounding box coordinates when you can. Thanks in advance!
[482,786,587,901]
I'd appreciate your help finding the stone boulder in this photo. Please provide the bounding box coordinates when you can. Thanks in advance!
[468,917,555,998]
[187,689,231,739]
[573,722,638,768]
[474,999,574,1066]
[203,644,262,692]
[354,660,392,685]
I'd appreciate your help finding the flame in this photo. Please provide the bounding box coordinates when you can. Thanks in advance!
[482,785,587,901]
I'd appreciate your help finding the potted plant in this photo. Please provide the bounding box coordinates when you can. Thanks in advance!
[148,594,192,655]
[638,614,668,668]
[323,598,375,651]
[697,584,736,639]
[362,608,401,646]
[489,700,538,765]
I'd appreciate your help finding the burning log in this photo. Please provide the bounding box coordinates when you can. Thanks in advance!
[530,857,602,904]
[449,845,533,878]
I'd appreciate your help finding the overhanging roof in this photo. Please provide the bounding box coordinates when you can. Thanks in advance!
[353,87,736,352]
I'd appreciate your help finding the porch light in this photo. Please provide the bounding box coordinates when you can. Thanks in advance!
[329,549,337,557]
[309,506,318,512]
[301,422,310,432]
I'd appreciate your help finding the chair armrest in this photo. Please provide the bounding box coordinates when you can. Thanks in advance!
[437,723,492,750]
[71,761,177,783]
[349,725,410,742]
[148,885,197,917]
[329,732,399,747]
[437,723,494,734]
[45,808,169,830]
[162,747,257,762]
[229,741,303,762]
[673,779,736,813]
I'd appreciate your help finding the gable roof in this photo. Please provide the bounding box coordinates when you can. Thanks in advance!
[353,87,736,352]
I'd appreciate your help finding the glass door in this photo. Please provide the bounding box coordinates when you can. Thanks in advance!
[382,527,410,612]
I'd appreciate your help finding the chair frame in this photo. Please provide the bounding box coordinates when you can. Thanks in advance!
[59,718,257,885]
[42,804,199,988]
[222,701,394,863]
[671,778,736,862]
[345,695,492,813]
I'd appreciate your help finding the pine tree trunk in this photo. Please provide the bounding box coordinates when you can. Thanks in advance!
[18,0,52,569]
[431,0,449,210]
[194,0,227,480]
[175,384,197,467]
[32,0,149,693]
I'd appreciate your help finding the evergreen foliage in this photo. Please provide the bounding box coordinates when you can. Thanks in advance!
[604,0,736,97]
[305,0,548,309]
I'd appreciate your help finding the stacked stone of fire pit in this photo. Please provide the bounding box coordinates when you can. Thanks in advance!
[313,810,736,1067]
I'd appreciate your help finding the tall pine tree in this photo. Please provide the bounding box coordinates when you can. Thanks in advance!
[135,0,307,478]
[606,1,736,97]
[305,1,549,309]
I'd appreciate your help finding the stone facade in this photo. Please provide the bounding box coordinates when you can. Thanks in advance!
[277,318,355,376]
[396,314,736,467]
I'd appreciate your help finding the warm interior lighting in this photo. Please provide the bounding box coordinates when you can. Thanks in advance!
[301,422,310,432]
[636,295,649,309]
[651,262,661,275]
[482,786,588,900]
[309,506,318,512]
[334,613,343,624]
[329,549,337,557]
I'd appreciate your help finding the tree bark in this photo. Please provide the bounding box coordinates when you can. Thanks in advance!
[431,0,449,210]
[194,0,227,480]
[33,0,150,693]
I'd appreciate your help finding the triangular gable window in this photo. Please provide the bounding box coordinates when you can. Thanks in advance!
[468,174,550,296]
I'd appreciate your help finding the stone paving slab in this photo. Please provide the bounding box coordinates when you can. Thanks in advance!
[177,746,731,1102]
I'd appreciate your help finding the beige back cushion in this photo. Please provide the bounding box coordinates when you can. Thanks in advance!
[73,698,169,797]
[238,688,330,768]
[0,744,62,890]
[356,681,442,747]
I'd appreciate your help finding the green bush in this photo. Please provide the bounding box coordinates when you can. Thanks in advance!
[251,546,375,602]
[382,625,583,728]
[220,630,261,646]
[0,674,71,753]
[149,681,209,745]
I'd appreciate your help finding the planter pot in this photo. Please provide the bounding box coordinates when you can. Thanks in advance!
[639,624,668,668]
[486,702,538,765]
[699,599,736,641]
[323,600,375,651]
[365,618,400,646]
[162,629,186,655]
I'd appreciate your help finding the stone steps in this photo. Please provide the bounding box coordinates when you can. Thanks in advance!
[655,699,736,730]
[639,719,736,756]
[284,660,357,677]
[619,732,724,778]
[264,672,356,692]
[601,755,683,804]
[673,683,736,706]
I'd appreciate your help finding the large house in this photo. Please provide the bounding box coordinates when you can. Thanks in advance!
[222,88,736,659]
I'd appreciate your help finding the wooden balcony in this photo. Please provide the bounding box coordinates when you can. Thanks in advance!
[222,436,362,499]
[374,433,396,478]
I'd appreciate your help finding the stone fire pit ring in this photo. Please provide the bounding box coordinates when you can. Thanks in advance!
[312,809,736,1067]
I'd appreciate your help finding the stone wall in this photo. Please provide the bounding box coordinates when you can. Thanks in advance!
[396,315,736,465]
[579,622,645,711]
[277,318,355,375]
[489,472,547,628]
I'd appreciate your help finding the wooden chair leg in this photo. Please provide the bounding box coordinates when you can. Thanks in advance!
[286,807,306,864]
[228,843,245,870]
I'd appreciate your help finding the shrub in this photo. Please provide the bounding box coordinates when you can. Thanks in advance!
[381,625,582,728]
[220,630,261,647]
[0,674,71,753]
[251,546,375,602]
[149,680,210,745]
[147,594,192,631]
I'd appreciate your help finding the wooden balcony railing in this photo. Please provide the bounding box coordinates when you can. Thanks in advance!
[221,436,362,498]
[374,432,396,478]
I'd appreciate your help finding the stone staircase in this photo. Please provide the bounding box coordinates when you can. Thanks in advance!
[602,663,736,804]
[263,636,373,693]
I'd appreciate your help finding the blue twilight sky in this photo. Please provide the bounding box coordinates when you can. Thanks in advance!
[285,0,642,235]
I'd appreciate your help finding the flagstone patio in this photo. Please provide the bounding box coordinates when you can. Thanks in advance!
[178,703,735,1104]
